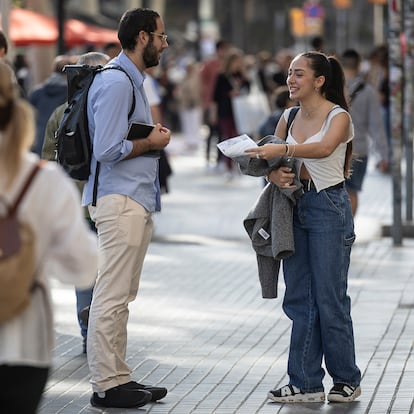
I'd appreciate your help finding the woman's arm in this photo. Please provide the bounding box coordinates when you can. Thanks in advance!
[246,111,351,160]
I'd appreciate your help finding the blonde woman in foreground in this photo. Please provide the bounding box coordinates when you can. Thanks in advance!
[0,62,97,413]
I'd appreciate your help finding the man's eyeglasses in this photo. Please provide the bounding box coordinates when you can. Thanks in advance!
[150,32,168,42]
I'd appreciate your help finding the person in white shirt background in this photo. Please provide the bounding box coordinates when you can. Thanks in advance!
[143,66,173,194]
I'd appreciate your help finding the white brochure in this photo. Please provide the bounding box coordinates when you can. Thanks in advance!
[217,134,258,158]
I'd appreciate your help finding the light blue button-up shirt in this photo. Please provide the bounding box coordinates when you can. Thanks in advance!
[82,51,161,211]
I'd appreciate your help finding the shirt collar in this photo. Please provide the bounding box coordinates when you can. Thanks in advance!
[111,50,146,87]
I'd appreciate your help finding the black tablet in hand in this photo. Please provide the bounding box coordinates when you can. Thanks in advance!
[127,122,159,157]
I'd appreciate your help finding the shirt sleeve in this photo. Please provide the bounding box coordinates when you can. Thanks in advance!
[89,75,134,164]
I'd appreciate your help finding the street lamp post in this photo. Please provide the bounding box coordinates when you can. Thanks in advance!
[57,0,65,55]
[403,0,414,222]
[388,0,403,245]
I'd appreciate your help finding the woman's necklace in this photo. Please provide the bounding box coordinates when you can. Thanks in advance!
[301,107,318,118]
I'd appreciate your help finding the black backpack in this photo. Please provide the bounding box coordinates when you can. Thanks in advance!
[56,64,136,181]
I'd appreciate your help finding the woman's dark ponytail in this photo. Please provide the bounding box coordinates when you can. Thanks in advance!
[325,56,348,111]
[327,56,352,178]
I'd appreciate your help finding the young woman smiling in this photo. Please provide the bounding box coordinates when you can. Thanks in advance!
[246,51,361,404]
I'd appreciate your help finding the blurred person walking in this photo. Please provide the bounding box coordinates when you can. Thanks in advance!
[272,48,294,89]
[0,61,97,414]
[364,45,391,163]
[310,35,325,52]
[200,40,230,167]
[29,55,73,156]
[245,51,361,404]
[82,8,171,409]
[0,30,25,96]
[213,49,250,176]
[176,59,203,153]
[14,53,32,97]
[42,52,110,354]
[341,48,389,215]
[255,50,274,98]
[143,67,173,194]
[258,86,296,137]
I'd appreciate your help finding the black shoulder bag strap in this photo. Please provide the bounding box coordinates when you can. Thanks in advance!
[92,66,136,207]
[286,106,300,139]
[349,82,365,104]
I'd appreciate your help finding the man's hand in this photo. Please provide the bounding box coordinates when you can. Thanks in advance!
[147,123,171,150]
[127,123,171,159]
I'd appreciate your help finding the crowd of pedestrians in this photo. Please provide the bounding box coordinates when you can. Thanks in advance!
[0,7,392,412]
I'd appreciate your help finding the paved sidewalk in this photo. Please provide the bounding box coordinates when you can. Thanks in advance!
[39,137,414,414]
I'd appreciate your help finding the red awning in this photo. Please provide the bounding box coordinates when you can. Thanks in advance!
[2,8,118,47]
[65,18,119,46]
[8,8,58,46]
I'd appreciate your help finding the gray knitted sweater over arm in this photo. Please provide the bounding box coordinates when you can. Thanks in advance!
[235,136,303,298]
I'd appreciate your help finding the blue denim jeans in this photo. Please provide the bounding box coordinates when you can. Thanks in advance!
[75,287,93,339]
[282,186,361,393]
[75,218,96,339]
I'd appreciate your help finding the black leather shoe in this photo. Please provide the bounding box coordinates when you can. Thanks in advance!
[122,380,168,401]
[90,386,152,408]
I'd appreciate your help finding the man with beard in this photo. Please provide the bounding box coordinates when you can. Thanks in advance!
[83,8,171,409]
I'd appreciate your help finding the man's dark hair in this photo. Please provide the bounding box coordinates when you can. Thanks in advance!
[0,30,8,55]
[117,8,160,51]
[341,49,361,71]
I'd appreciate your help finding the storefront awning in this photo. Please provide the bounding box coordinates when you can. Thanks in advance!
[2,8,118,47]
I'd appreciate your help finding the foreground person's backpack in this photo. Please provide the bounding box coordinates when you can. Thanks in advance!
[56,64,135,181]
[0,162,42,323]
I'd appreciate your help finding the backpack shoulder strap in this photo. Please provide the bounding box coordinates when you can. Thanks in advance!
[349,82,365,104]
[91,66,136,207]
[9,161,44,217]
[286,106,300,139]
[100,65,136,118]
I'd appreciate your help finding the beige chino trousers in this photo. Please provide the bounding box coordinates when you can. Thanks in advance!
[87,194,153,392]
